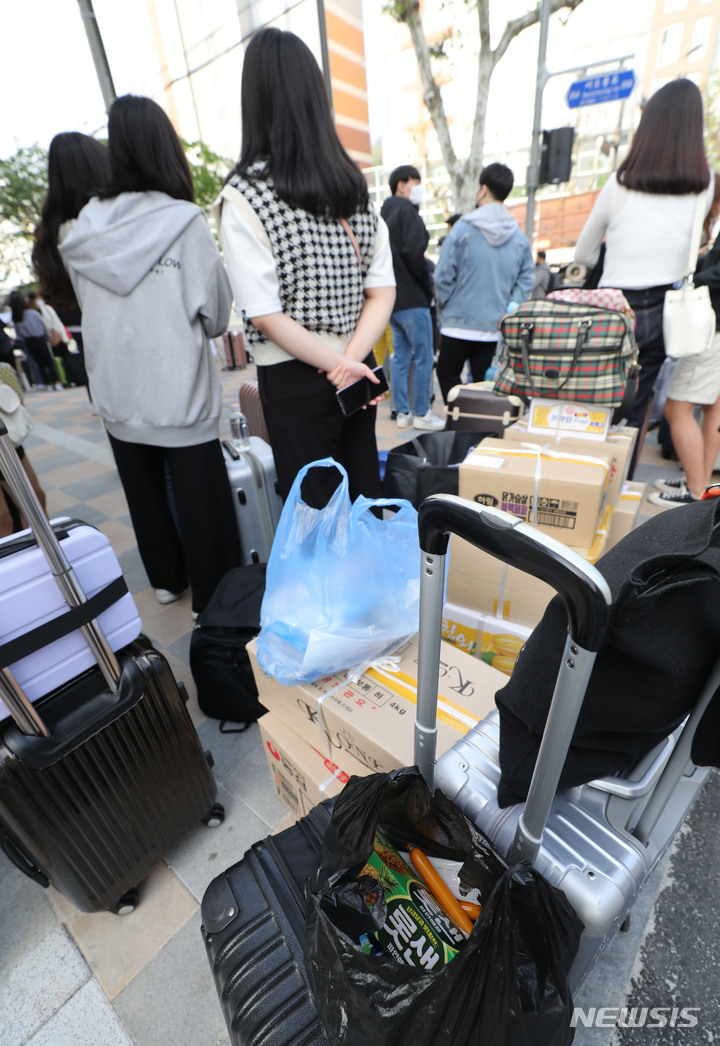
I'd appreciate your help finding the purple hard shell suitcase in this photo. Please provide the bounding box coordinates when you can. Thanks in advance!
[0,424,223,913]
[0,517,142,712]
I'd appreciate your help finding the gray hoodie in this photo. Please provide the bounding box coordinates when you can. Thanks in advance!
[60,191,232,447]
[462,201,521,246]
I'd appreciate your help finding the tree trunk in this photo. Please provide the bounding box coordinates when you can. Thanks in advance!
[392,0,585,213]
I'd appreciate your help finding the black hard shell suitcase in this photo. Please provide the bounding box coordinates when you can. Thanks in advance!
[0,638,222,913]
[0,423,223,913]
[201,802,331,1046]
[444,381,524,435]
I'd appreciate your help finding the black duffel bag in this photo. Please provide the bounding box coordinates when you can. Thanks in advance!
[382,430,492,508]
[189,562,268,731]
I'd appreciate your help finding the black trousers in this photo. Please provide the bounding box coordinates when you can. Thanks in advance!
[107,434,242,614]
[621,287,670,479]
[23,336,57,387]
[257,355,381,509]
[436,334,497,403]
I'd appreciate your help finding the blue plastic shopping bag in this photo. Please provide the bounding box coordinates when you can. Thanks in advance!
[255,458,420,685]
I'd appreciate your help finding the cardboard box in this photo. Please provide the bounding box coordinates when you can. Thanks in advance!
[476,614,533,675]
[607,480,645,548]
[459,437,609,547]
[525,399,613,440]
[503,425,636,509]
[258,713,352,817]
[441,602,481,656]
[446,510,609,628]
[248,635,505,777]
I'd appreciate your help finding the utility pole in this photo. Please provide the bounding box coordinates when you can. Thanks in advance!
[525,0,551,245]
[316,0,334,115]
[76,0,117,114]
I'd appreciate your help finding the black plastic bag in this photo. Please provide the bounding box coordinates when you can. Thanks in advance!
[189,563,267,727]
[305,767,582,1046]
[382,431,492,508]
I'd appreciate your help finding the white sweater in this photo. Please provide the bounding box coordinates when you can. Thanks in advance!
[574,173,714,291]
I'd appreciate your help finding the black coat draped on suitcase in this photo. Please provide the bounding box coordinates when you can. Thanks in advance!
[496,497,720,807]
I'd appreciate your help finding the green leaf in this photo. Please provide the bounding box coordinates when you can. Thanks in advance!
[0,143,48,241]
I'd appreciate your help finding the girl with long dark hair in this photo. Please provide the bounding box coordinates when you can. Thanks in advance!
[575,79,713,483]
[216,28,395,506]
[60,95,241,616]
[32,132,111,311]
[32,132,112,390]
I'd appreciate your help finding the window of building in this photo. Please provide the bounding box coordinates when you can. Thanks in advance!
[664,0,687,11]
[688,16,712,60]
[657,23,683,68]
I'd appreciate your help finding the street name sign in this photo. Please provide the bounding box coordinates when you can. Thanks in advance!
[567,70,635,109]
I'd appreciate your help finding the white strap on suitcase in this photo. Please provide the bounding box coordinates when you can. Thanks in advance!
[0,424,121,736]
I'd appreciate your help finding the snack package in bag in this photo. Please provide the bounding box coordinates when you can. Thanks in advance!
[305,768,582,1046]
[255,458,420,685]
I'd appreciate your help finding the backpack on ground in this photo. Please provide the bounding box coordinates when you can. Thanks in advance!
[189,563,267,730]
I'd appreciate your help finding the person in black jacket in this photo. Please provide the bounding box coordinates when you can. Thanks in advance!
[380,165,444,431]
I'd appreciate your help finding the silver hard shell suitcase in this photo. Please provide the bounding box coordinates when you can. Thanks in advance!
[222,434,283,565]
[415,494,713,990]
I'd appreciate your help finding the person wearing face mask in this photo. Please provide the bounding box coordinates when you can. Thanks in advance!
[434,163,534,403]
[380,165,445,430]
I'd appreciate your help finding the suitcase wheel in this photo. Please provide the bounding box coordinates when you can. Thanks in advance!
[202,802,225,828]
[112,887,139,916]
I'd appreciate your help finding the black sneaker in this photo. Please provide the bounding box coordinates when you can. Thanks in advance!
[653,476,686,494]
[647,483,697,508]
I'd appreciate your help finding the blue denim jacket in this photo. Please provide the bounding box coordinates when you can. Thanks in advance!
[435,204,534,332]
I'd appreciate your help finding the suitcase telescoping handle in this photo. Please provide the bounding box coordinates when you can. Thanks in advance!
[0,424,122,736]
[415,494,612,865]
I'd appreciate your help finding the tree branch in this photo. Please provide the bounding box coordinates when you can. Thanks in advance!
[493,0,584,68]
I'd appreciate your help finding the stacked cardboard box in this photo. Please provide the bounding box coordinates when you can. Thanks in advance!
[441,602,533,676]
[249,635,507,815]
[607,480,645,547]
[445,401,640,632]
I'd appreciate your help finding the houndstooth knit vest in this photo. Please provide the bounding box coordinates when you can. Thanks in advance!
[228,164,378,346]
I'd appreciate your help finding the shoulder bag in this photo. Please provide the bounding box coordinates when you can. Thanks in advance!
[0,384,33,447]
[663,190,715,359]
[494,289,638,410]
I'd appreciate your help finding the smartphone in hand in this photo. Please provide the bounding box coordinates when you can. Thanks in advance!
[335,366,389,416]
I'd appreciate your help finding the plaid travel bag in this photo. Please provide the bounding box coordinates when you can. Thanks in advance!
[493,289,639,410]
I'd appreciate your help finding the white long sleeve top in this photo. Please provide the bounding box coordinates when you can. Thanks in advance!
[574,173,714,290]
